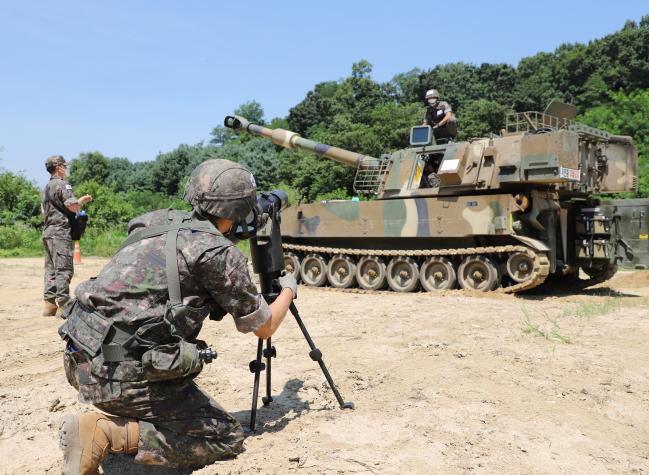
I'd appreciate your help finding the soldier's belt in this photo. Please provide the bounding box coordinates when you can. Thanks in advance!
[102,325,142,362]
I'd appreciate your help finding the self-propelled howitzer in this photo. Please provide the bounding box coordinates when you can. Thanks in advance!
[224,103,637,293]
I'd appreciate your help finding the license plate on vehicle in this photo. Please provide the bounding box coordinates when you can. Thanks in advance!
[559,167,581,181]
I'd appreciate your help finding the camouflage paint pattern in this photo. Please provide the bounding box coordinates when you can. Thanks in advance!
[224,115,377,168]
[224,105,638,282]
[225,108,637,199]
[281,194,515,239]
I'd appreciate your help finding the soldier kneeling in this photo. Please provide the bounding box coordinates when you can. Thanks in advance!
[58,159,297,474]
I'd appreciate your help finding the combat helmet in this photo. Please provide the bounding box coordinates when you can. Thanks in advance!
[45,155,67,173]
[425,89,440,100]
[184,159,257,221]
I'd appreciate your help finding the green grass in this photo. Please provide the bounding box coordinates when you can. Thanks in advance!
[0,224,252,259]
[0,225,43,257]
[565,297,620,319]
[236,239,251,258]
[80,228,129,256]
[521,295,622,344]
[521,307,572,344]
[0,225,127,258]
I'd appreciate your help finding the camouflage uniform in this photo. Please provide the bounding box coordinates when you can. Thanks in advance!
[42,175,78,305]
[59,209,271,469]
[424,100,458,141]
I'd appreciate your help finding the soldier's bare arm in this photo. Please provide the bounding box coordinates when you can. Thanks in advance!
[254,287,292,340]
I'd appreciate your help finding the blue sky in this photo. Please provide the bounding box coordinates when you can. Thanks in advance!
[0,0,646,185]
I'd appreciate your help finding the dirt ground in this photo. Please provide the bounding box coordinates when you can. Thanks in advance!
[1,257,648,474]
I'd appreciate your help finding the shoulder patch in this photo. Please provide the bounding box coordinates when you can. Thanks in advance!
[66,184,73,190]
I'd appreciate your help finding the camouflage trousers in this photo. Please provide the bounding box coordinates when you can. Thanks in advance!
[43,236,73,304]
[63,350,245,469]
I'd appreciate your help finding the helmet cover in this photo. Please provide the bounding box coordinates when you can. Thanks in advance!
[184,159,257,221]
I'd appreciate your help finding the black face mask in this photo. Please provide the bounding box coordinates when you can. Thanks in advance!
[223,222,240,243]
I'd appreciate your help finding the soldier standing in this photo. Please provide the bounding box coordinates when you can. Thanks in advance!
[423,89,458,143]
[41,155,92,316]
[58,159,297,474]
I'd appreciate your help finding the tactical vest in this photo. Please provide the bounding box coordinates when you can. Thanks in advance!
[60,212,229,381]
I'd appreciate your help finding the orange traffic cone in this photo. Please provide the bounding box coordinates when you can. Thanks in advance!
[73,241,82,264]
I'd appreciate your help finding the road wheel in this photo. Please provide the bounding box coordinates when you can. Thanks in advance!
[356,256,387,290]
[419,256,456,291]
[300,254,328,287]
[327,255,357,288]
[386,256,420,292]
[458,255,499,291]
[506,252,535,283]
[283,252,301,282]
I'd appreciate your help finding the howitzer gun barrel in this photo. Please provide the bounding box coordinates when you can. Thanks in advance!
[224,115,378,168]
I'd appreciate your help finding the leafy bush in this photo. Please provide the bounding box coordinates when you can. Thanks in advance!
[0,225,42,256]
[0,170,42,226]
[0,226,24,249]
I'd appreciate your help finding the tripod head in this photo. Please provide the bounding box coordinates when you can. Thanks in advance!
[235,190,289,295]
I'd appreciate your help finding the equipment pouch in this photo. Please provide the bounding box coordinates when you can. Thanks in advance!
[165,301,209,340]
[141,340,203,382]
[60,302,111,357]
[70,212,88,241]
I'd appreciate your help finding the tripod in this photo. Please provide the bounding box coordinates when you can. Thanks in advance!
[243,191,353,432]
[248,298,354,432]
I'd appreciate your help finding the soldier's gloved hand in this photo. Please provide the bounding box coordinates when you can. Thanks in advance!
[278,270,298,299]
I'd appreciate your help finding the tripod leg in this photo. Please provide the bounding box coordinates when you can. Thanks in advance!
[289,302,354,410]
[262,338,275,406]
[248,338,266,432]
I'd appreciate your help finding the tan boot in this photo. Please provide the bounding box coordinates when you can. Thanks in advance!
[43,299,58,317]
[59,412,139,475]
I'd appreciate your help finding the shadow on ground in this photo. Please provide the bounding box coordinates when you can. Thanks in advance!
[98,379,309,474]
[233,378,310,434]
[516,285,642,300]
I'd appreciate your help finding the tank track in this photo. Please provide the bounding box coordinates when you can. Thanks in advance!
[283,243,551,294]
[540,263,619,292]
[578,263,618,289]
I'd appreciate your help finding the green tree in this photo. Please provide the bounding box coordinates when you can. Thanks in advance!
[105,157,135,192]
[457,99,510,140]
[214,138,280,191]
[211,101,266,145]
[0,169,41,226]
[386,68,422,103]
[69,151,110,186]
[74,181,136,229]
[151,143,219,196]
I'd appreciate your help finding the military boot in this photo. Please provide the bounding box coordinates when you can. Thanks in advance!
[43,299,58,317]
[59,412,139,475]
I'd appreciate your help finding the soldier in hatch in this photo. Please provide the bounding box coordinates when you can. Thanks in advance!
[57,159,297,474]
[41,155,93,316]
[422,89,458,143]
